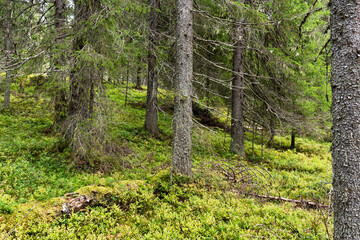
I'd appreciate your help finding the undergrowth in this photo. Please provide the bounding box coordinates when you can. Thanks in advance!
[0,82,333,239]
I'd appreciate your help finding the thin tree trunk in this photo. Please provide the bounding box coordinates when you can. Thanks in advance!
[145,0,159,135]
[135,66,142,90]
[252,121,256,158]
[290,129,295,149]
[125,62,129,107]
[53,0,67,128]
[4,7,13,108]
[269,115,275,147]
[135,55,142,90]
[172,0,193,176]
[261,128,264,158]
[331,1,360,239]
[230,17,246,158]
[224,105,230,146]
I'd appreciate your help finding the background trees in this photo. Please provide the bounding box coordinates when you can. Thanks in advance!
[0,0,331,169]
[1,0,350,238]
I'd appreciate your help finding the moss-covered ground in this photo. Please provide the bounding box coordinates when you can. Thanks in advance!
[0,82,332,239]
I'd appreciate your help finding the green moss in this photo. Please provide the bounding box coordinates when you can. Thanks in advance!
[0,83,333,239]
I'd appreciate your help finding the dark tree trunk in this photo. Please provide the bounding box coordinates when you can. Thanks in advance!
[145,0,159,135]
[53,0,67,128]
[172,0,193,176]
[290,129,295,149]
[135,65,142,90]
[230,18,246,158]
[331,1,360,239]
[4,6,13,108]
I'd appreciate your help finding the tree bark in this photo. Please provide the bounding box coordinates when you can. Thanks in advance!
[331,1,360,239]
[290,129,295,150]
[4,6,13,108]
[172,0,193,176]
[230,18,246,158]
[53,0,67,128]
[145,0,159,135]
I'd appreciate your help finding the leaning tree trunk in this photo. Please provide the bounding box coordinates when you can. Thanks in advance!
[331,1,360,239]
[145,0,159,135]
[53,0,67,128]
[172,0,193,176]
[4,7,13,108]
[230,18,246,158]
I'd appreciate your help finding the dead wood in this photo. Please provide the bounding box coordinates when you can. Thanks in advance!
[254,194,329,209]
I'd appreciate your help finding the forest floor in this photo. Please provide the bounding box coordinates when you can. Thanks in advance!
[0,82,332,239]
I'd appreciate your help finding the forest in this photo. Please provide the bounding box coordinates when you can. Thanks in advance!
[0,0,358,239]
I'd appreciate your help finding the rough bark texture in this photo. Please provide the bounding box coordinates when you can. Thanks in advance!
[331,1,360,239]
[145,0,159,135]
[53,0,67,128]
[172,0,193,176]
[230,18,246,157]
[4,7,12,108]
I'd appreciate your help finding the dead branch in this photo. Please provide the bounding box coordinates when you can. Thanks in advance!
[254,194,328,209]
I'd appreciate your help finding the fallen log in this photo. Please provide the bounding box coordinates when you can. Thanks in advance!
[255,194,329,209]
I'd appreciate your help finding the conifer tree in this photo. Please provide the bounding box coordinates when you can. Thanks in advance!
[172,0,193,176]
[331,0,360,238]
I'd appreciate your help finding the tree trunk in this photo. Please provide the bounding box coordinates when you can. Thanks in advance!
[230,18,246,158]
[53,0,67,128]
[125,62,129,107]
[269,115,275,147]
[290,129,295,150]
[145,0,159,135]
[4,7,13,108]
[135,65,142,90]
[67,0,100,140]
[172,0,193,176]
[331,1,360,239]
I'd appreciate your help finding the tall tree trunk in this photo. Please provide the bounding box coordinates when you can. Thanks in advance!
[172,0,193,176]
[53,0,67,128]
[331,1,360,239]
[4,7,13,108]
[145,0,159,135]
[67,0,100,140]
[230,18,246,158]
